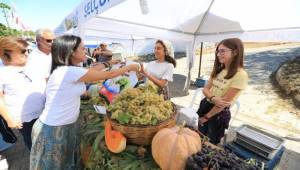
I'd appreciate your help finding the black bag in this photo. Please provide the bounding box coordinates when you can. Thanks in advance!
[0,115,17,143]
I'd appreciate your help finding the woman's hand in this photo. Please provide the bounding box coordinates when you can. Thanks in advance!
[7,119,23,129]
[198,117,208,126]
[211,96,230,108]
[127,64,140,72]
[139,63,145,74]
[90,63,106,71]
[109,59,121,65]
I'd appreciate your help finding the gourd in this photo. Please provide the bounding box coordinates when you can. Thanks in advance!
[152,126,202,170]
[104,120,126,153]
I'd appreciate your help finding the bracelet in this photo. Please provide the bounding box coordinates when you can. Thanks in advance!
[203,115,210,120]
[102,62,112,69]
[102,62,109,68]
[209,95,215,102]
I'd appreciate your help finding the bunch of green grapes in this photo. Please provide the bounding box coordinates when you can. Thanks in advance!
[108,85,173,125]
[89,96,109,106]
[138,81,160,94]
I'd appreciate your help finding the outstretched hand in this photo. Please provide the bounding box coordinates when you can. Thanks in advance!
[127,64,140,72]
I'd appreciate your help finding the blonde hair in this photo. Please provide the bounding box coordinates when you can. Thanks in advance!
[0,36,28,61]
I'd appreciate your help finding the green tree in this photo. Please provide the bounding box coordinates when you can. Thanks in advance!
[0,2,35,37]
[0,2,11,10]
[0,23,22,36]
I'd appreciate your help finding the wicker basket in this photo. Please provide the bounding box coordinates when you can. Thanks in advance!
[107,104,177,145]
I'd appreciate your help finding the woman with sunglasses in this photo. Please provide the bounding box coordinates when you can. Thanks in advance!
[30,35,140,170]
[197,38,248,144]
[0,36,47,149]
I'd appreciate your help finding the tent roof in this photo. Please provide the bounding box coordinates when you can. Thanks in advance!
[55,0,300,42]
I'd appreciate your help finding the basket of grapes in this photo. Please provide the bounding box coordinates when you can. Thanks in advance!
[107,82,177,145]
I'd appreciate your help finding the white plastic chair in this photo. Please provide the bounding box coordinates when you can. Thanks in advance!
[177,88,240,144]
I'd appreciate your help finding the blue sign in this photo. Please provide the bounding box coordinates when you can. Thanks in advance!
[84,0,110,18]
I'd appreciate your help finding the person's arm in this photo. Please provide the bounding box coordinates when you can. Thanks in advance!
[202,78,213,98]
[199,88,241,125]
[140,63,168,88]
[144,72,168,88]
[203,78,230,108]
[89,63,106,71]
[78,64,140,83]
[0,91,23,129]
[99,50,113,57]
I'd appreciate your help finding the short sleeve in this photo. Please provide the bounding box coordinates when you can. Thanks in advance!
[66,66,88,82]
[0,77,3,91]
[161,64,174,82]
[0,69,4,91]
[230,69,248,90]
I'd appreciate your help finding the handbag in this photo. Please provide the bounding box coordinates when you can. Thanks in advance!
[0,115,17,143]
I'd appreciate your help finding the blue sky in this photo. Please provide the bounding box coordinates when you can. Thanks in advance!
[0,0,81,31]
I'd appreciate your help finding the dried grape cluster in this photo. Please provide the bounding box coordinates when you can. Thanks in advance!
[185,145,259,170]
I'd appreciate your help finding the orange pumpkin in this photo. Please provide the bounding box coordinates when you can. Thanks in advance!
[152,126,202,170]
[105,120,126,153]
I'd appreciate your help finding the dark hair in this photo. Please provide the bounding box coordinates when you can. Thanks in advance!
[156,40,176,68]
[211,38,244,79]
[51,35,82,73]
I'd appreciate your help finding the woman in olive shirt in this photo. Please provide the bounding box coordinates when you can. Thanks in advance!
[197,38,248,144]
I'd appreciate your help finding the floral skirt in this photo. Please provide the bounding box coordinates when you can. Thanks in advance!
[30,120,79,170]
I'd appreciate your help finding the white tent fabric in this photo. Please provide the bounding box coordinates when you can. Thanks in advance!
[55,0,300,42]
[55,0,300,91]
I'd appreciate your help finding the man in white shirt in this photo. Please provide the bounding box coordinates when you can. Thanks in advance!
[26,28,55,79]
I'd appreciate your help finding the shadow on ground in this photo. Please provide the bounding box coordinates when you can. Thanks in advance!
[244,47,300,88]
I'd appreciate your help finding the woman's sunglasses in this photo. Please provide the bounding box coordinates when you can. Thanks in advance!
[21,49,32,54]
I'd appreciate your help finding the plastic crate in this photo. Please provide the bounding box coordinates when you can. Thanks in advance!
[195,78,207,88]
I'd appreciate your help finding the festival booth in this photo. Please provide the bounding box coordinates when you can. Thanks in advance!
[55,0,300,91]
[55,0,300,169]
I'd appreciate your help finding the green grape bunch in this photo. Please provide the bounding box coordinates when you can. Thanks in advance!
[108,84,173,125]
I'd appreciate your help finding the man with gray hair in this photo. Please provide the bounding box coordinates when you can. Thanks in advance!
[26,28,55,79]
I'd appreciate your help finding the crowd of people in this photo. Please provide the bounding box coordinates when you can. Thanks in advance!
[0,28,248,169]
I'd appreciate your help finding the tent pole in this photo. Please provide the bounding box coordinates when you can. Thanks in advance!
[198,42,203,77]
[183,41,195,94]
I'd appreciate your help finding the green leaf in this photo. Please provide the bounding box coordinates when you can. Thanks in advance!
[122,160,141,170]
[92,134,101,152]
[151,118,158,125]
[116,113,132,124]
[82,129,102,136]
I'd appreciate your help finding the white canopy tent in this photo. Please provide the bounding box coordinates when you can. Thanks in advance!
[55,0,300,91]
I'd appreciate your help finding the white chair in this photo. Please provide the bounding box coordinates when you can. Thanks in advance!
[177,88,240,144]
[177,88,204,129]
